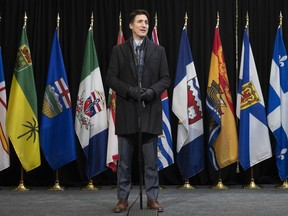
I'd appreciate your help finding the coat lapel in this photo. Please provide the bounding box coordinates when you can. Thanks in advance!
[144,39,156,67]
[120,40,137,79]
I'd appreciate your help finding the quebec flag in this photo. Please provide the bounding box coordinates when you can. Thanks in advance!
[267,26,288,181]
[172,27,204,179]
[236,27,272,170]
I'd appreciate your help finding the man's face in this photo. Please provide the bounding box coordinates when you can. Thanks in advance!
[129,14,149,41]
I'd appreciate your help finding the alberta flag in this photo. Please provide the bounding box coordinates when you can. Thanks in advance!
[267,26,288,181]
[106,26,124,172]
[236,27,272,170]
[206,27,238,170]
[40,30,77,170]
[172,27,204,179]
[0,47,9,171]
[151,25,174,170]
[7,27,41,171]
[75,27,108,179]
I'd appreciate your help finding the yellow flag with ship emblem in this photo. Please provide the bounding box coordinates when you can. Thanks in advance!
[6,26,41,171]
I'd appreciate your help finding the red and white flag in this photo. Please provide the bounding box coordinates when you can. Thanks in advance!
[106,25,125,172]
[0,48,10,171]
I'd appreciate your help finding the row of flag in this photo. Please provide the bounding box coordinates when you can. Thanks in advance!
[0,19,175,181]
[0,18,286,183]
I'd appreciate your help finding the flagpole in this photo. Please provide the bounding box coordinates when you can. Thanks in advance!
[154,11,166,190]
[12,12,30,192]
[48,13,65,191]
[177,12,195,190]
[80,12,101,192]
[210,12,228,190]
[240,13,261,190]
[273,12,288,190]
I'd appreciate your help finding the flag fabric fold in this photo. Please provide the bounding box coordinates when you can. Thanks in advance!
[0,47,9,171]
[75,27,108,179]
[151,25,174,170]
[206,27,238,170]
[40,30,77,170]
[172,27,204,179]
[267,26,288,181]
[106,27,124,172]
[6,27,41,171]
[236,27,272,170]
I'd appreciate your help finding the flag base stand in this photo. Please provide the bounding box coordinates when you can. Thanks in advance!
[211,178,229,190]
[12,181,30,192]
[127,209,158,216]
[243,178,261,189]
[12,167,29,191]
[276,180,288,189]
[48,180,65,191]
[81,180,100,191]
[177,179,195,190]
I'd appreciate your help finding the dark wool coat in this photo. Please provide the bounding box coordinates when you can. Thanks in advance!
[106,37,170,135]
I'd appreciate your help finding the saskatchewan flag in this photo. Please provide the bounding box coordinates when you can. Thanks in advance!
[6,27,41,171]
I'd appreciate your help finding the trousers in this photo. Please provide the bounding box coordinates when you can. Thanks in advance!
[117,133,159,200]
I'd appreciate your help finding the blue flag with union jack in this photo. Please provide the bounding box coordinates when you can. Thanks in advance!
[40,30,77,170]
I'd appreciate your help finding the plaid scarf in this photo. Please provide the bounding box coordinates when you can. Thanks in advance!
[132,38,146,83]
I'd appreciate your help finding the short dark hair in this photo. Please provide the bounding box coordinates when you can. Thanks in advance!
[129,9,150,24]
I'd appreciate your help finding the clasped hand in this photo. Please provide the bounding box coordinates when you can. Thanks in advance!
[127,87,155,103]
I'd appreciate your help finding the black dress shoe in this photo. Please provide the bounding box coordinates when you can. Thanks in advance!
[147,199,164,212]
[113,199,128,213]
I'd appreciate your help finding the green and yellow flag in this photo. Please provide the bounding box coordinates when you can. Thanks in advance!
[6,26,41,171]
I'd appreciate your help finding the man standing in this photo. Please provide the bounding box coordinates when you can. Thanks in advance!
[106,9,170,213]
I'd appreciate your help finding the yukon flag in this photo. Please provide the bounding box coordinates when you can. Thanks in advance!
[172,27,204,179]
[40,30,77,170]
[6,26,41,171]
[206,27,238,170]
[106,25,125,172]
[0,47,9,171]
[151,24,174,170]
[236,27,272,170]
[75,26,108,179]
[267,26,288,181]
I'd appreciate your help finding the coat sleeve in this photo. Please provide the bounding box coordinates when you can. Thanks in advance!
[106,46,131,98]
[149,46,170,97]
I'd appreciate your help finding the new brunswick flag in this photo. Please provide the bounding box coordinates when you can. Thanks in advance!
[6,27,41,171]
[206,27,238,170]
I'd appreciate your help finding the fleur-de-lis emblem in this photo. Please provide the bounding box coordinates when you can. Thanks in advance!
[277,148,287,160]
[279,55,287,67]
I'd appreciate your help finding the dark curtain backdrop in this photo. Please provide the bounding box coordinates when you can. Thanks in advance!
[0,0,284,187]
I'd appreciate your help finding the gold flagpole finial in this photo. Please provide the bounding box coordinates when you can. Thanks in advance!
[57,13,60,28]
[280,11,283,27]
[90,12,94,28]
[245,12,249,28]
[184,12,188,28]
[24,12,27,28]
[154,12,158,28]
[119,12,122,28]
[216,11,220,27]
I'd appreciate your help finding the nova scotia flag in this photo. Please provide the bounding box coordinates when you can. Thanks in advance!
[236,27,272,170]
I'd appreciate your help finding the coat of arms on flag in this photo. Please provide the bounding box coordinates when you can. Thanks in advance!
[76,90,106,130]
[42,77,72,118]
